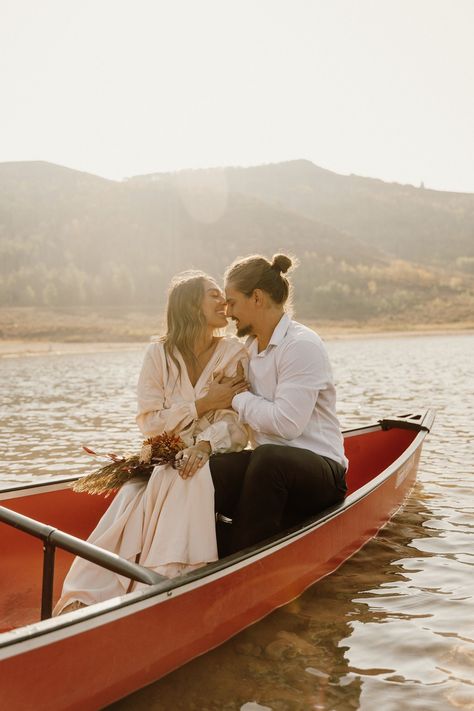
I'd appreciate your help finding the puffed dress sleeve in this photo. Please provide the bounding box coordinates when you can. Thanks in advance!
[195,409,249,453]
[136,342,197,438]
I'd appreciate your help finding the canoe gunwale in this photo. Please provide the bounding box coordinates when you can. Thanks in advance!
[0,410,434,655]
[0,410,434,499]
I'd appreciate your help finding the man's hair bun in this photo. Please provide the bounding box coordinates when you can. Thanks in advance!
[271,254,292,274]
[225,253,296,305]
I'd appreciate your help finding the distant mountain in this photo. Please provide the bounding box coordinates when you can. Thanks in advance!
[133,160,474,267]
[1,160,473,323]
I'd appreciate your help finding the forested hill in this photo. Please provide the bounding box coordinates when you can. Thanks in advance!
[1,160,473,323]
[133,160,474,268]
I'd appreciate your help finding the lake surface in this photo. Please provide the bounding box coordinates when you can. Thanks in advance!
[1,334,473,710]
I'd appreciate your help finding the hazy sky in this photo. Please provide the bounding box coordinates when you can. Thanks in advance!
[2,0,473,192]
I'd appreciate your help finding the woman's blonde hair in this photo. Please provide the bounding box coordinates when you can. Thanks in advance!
[161,270,211,378]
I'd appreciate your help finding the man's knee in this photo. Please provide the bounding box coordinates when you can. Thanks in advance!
[211,449,251,469]
[246,444,292,486]
[250,444,289,466]
[250,444,293,477]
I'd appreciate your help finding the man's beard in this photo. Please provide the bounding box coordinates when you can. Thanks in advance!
[236,323,253,338]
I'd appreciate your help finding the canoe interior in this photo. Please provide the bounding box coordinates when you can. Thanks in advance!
[0,426,416,633]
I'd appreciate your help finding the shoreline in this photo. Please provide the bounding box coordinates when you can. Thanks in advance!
[1,324,472,358]
[0,341,146,358]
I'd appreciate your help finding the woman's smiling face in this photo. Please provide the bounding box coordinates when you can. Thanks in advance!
[200,279,228,329]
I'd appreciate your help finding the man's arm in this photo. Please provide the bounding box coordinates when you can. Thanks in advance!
[232,339,330,440]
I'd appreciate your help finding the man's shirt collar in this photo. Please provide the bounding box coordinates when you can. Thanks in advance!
[268,313,291,347]
[245,313,291,353]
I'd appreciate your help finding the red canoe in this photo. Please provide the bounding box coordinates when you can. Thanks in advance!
[0,411,434,710]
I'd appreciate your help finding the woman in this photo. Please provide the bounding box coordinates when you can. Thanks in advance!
[54,271,248,615]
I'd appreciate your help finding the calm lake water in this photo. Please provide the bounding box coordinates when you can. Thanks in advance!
[1,334,473,711]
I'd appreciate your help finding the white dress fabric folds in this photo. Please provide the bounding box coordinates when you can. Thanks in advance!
[54,336,248,614]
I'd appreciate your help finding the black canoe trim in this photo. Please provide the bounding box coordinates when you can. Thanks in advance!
[378,410,434,433]
[0,411,432,497]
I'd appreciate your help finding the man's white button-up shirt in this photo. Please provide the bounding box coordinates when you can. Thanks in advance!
[232,314,348,469]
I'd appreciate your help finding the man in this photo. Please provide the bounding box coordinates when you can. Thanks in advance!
[209,253,348,554]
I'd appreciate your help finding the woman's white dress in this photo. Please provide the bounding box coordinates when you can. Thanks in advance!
[53,336,248,614]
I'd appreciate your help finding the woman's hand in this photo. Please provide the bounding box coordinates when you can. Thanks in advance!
[175,442,210,479]
[219,360,247,387]
[196,361,249,415]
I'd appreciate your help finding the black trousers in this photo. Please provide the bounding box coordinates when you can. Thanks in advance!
[209,444,347,555]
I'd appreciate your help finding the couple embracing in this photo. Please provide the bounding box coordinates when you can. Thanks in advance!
[55,254,348,614]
